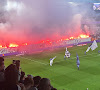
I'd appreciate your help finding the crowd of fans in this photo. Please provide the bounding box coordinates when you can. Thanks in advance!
[0,48,16,54]
[0,57,57,90]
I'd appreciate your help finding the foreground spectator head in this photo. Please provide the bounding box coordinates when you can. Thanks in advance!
[5,64,18,84]
[24,77,34,90]
[12,60,16,65]
[15,60,20,71]
[27,74,34,79]
[33,76,41,87]
[3,64,21,90]
[0,57,4,71]
[38,78,51,90]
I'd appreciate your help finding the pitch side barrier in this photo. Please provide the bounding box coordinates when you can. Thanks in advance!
[0,40,99,56]
[18,39,100,53]
[0,52,20,57]
[30,39,100,52]
[52,40,100,48]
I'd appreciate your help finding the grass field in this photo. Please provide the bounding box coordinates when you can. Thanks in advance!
[4,43,100,90]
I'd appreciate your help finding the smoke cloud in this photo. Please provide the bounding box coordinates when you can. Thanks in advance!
[0,0,100,44]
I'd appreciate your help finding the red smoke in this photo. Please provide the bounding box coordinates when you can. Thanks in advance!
[0,34,89,48]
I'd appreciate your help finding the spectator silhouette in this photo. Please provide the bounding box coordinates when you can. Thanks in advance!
[24,77,34,90]
[4,64,21,90]
[0,57,5,82]
[51,88,57,90]
[19,71,25,84]
[33,76,41,87]
[29,76,41,90]
[0,57,5,90]
[38,78,52,90]
[15,60,21,81]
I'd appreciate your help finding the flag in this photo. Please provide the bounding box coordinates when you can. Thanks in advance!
[86,40,98,52]
[66,47,67,51]
[53,56,56,60]
[86,47,91,52]
[76,54,80,65]
[90,40,98,51]
[50,56,56,66]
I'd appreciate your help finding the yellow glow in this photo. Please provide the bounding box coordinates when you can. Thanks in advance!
[79,34,89,38]
[9,43,19,47]
[70,37,74,39]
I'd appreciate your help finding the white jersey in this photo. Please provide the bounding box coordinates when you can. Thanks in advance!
[65,51,70,58]
[50,56,56,66]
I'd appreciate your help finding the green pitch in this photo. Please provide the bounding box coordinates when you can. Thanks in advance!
[4,43,100,90]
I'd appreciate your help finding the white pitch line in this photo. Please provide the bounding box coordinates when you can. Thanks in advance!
[20,56,48,65]
[16,52,100,66]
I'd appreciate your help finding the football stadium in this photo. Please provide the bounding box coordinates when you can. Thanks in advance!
[0,0,100,90]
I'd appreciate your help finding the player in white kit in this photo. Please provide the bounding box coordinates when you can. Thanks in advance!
[50,56,56,66]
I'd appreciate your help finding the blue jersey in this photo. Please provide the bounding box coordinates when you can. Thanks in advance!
[77,61,80,65]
